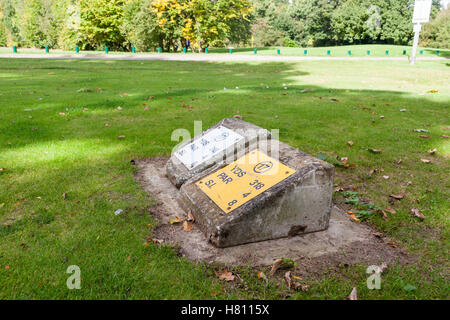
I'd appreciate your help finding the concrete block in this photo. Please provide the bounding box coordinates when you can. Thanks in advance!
[166,118,271,188]
[179,142,335,247]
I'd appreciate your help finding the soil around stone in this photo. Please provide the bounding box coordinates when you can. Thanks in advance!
[134,156,412,273]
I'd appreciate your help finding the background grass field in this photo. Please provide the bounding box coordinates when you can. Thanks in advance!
[0,57,448,299]
[1,44,448,58]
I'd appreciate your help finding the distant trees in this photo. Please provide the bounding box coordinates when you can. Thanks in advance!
[420,8,450,48]
[250,0,447,47]
[0,0,252,51]
[0,0,448,50]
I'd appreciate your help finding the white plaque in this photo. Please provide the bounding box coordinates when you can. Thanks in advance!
[174,126,244,170]
[412,0,432,23]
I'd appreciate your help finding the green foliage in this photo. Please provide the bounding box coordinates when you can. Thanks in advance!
[79,0,126,50]
[421,9,450,49]
[121,0,160,51]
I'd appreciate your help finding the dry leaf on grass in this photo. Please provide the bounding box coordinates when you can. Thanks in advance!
[148,238,164,244]
[390,194,404,200]
[410,208,425,220]
[426,149,437,155]
[270,259,283,276]
[420,159,431,163]
[218,270,235,282]
[284,271,308,291]
[117,135,125,139]
[419,135,429,139]
[348,287,357,300]
[257,271,268,283]
[384,208,396,214]
[183,221,192,232]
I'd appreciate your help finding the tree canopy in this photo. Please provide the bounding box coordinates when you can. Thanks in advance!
[0,0,448,50]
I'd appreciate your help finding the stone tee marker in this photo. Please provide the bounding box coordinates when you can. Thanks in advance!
[166,118,271,188]
[167,119,334,248]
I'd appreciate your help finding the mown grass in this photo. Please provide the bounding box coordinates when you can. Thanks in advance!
[0,58,448,299]
[1,44,448,57]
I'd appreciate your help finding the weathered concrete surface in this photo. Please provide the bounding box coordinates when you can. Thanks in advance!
[166,118,271,188]
[135,157,408,268]
[179,142,334,247]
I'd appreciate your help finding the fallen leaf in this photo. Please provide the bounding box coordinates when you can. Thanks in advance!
[284,271,292,288]
[291,282,309,292]
[169,216,183,224]
[420,159,431,163]
[347,140,354,146]
[148,238,164,244]
[334,186,344,192]
[384,208,396,214]
[396,159,403,164]
[403,284,417,291]
[383,175,389,179]
[257,271,268,282]
[187,211,195,222]
[211,291,221,297]
[183,221,192,232]
[419,135,429,139]
[426,149,437,154]
[373,232,383,238]
[117,135,125,139]
[4,265,10,270]
[389,194,404,200]
[441,135,449,139]
[348,287,357,300]
[270,259,283,276]
[410,208,425,220]
[218,270,235,282]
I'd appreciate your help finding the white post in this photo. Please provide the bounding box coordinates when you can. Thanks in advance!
[410,23,422,65]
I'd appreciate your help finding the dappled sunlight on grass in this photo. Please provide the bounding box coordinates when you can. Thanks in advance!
[0,138,127,168]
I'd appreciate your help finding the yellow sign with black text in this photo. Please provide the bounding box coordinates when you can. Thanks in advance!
[196,150,296,213]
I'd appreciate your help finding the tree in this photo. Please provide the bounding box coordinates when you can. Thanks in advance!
[420,8,450,48]
[121,0,160,51]
[79,0,126,50]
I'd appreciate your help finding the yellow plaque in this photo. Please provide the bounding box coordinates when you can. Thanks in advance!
[196,150,296,213]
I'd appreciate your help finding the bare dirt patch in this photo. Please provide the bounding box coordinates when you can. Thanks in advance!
[134,157,413,273]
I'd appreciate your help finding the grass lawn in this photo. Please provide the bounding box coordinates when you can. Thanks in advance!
[0,57,448,299]
[1,44,448,58]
